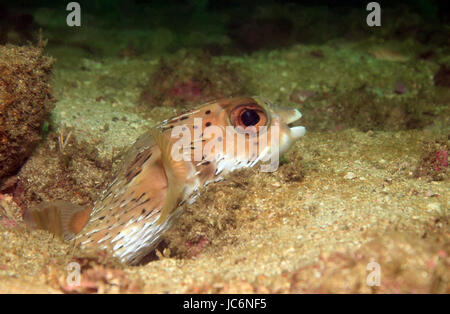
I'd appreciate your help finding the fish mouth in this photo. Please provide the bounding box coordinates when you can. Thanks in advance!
[271,105,306,139]
[285,108,302,125]
[287,109,306,139]
[290,125,306,139]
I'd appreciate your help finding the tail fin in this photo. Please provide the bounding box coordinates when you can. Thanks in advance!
[24,200,91,240]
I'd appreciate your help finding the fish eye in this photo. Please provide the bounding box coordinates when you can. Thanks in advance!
[240,109,260,127]
[229,103,268,133]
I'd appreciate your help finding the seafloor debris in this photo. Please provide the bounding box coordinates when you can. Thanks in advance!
[394,81,408,94]
[16,130,112,210]
[0,193,21,228]
[60,263,142,294]
[290,89,316,104]
[287,232,449,293]
[370,48,409,62]
[415,139,448,181]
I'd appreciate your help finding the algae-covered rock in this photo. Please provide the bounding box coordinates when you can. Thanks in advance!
[0,44,55,181]
[139,51,251,109]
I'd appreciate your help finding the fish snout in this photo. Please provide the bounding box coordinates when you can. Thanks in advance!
[274,107,306,140]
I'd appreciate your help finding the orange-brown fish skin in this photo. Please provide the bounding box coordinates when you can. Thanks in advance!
[72,96,305,265]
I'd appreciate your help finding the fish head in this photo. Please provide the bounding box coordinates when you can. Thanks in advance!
[159,96,305,174]
[211,96,305,171]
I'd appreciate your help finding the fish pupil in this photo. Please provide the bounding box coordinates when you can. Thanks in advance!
[241,109,260,126]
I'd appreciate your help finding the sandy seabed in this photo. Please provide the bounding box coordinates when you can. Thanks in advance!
[0,127,448,293]
[0,34,448,293]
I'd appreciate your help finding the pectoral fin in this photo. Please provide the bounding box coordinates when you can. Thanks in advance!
[150,129,191,225]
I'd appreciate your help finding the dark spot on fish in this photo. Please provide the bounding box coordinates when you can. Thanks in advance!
[125,150,152,183]
[143,153,152,164]
[160,125,174,131]
[133,168,142,178]
[205,122,211,127]
[218,136,223,142]
[99,216,105,220]
[141,209,146,215]
[205,110,211,114]
[139,198,151,206]
[202,161,211,166]
[136,192,146,202]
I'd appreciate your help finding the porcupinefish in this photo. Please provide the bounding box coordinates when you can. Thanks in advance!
[25,97,305,265]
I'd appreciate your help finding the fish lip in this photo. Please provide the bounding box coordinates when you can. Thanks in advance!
[290,126,306,138]
[285,109,302,125]
[287,109,305,138]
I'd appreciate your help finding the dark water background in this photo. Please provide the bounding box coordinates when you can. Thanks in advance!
[1,0,448,56]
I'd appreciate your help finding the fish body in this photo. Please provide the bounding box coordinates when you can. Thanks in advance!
[26,97,305,265]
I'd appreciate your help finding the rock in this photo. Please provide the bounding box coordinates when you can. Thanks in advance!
[290,89,316,104]
[310,50,324,58]
[0,44,55,181]
[394,81,408,94]
[426,202,442,214]
[434,65,450,87]
[344,172,356,180]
